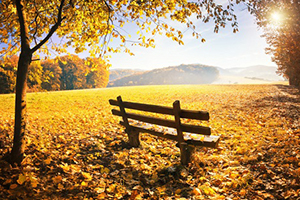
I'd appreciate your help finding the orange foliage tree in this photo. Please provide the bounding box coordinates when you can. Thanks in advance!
[248,0,300,87]
[85,57,110,88]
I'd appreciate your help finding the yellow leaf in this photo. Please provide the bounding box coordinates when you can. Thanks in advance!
[17,174,27,185]
[230,173,239,179]
[29,175,38,188]
[192,188,201,196]
[200,185,215,196]
[240,189,247,196]
[10,184,18,190]
[60,163,70,173]
[31,180,38,188]
[106,184,116,193]
[101,167,110,174]
[95,187,105,193]
[294,167,300,176]
[70,164,81,174]
[82,172,92,181]
[44,158,52,165]
[58,183,64,190]
[52,175,62,184]
[3,179,12,185]
[175,189,182,194]
[81,181,88,187]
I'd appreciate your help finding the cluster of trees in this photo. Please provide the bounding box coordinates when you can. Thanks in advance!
[0,55,109,94]
[249,0,300,88]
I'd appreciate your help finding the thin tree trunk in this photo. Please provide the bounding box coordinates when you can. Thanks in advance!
[10,51,32,165]
[9,0,32,165]
[7,0,65,165]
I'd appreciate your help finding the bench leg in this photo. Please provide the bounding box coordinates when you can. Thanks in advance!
[180,143,194,166]
[127,130,140,147]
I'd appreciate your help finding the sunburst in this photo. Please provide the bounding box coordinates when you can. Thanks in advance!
[271,12,282,22]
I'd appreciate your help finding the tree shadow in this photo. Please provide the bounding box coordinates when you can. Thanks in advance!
[251,85,300,120]
[240,84,300,199]
[275,84,300,96]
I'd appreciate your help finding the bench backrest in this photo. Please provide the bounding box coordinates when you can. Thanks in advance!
[109,96,211,144]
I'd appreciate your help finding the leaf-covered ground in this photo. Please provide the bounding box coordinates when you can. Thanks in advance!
[0,84,299,199]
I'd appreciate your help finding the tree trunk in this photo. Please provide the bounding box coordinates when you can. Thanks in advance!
[289,76,296,86]
[7,0,64,165]
[10,50,32,165]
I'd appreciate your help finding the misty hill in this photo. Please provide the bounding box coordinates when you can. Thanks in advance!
[217,65,284,82]
[108,64,219,87]
[109,69,145,82]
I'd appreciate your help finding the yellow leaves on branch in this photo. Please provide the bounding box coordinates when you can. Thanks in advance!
[0,0,236,60]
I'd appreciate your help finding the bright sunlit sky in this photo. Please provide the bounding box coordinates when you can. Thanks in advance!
[103,4,275,70]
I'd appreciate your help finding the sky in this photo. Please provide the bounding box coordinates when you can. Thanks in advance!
[106,5,275,70]
[0,2,275,71]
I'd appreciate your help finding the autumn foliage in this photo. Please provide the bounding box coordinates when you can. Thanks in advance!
[0,55,109,94]
[0,84,299,199]
[249,0,300,88]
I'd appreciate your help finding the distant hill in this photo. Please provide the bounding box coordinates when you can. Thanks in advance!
[108,64,219,87]
[108,64,284,87]
[109,69,145,82]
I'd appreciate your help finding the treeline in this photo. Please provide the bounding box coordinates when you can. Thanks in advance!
[0,55,109,94]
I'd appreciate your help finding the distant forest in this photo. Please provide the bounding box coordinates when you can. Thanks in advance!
[108,64,219,87]
[0,55,109,94]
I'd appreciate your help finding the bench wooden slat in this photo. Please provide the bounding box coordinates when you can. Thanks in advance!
[109,99,209,120]
[112,109,211,135]
[182,124,211,135]
[120,122,178,141]
[121,121,219,148]
[186,135,220,148]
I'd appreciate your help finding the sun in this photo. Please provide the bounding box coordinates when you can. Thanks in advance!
[271,11,283,23]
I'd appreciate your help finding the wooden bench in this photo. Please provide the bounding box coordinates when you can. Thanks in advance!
[109,96,220,165]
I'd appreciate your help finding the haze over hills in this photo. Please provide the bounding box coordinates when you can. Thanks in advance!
[214,65,284,84]
[108,64,219,87]
[109,69,145,82]
[108,64,284,87]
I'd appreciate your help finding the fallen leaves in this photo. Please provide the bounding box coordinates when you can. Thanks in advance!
[52,175,62,184]
[0,84,300,199]
[17,174,26,185]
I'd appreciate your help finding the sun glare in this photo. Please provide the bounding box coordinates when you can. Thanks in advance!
[271,11,283,24]
[272,12,281,20]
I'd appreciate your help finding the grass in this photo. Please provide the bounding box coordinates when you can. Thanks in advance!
[0,84,299,199]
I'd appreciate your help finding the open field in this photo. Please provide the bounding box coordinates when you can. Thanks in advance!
[0,84,300,199]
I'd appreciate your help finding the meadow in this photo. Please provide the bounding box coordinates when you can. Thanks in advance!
[0,84,299,199]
